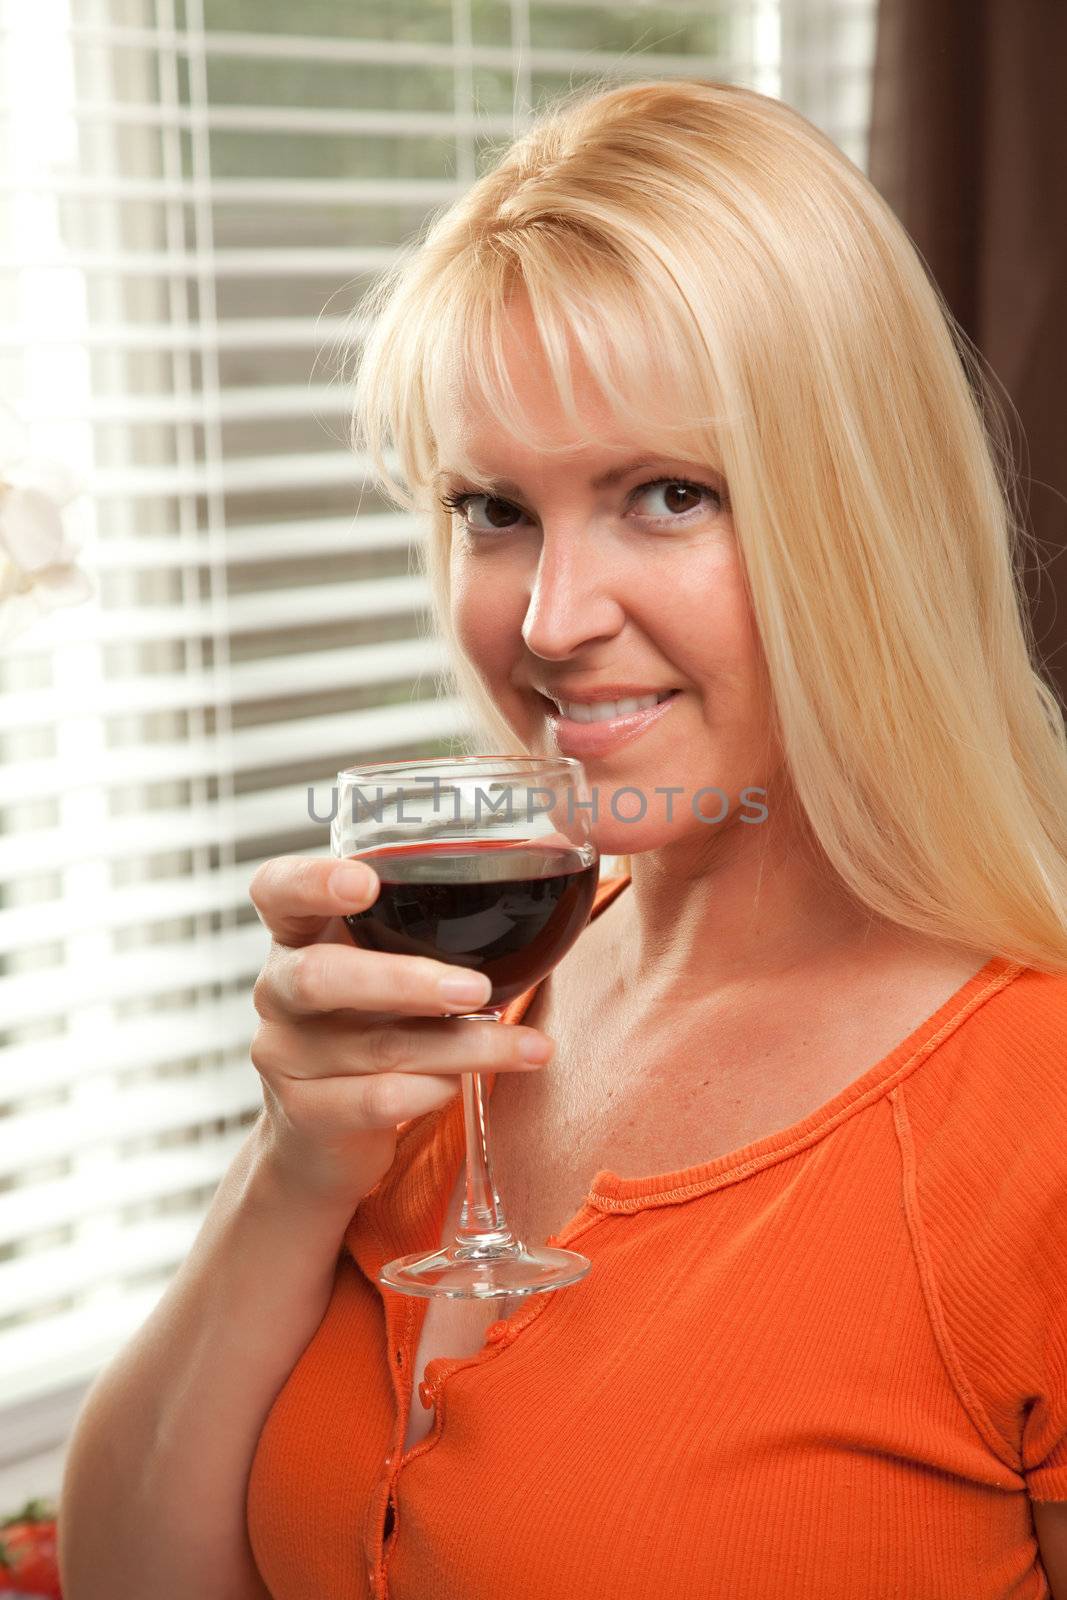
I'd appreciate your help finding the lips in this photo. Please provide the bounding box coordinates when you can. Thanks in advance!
[539,688,682,758]
[553,692,674,722]
[536,688,678,712]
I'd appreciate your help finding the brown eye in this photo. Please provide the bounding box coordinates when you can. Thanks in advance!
[664,484,699,513]
[633,478,721,521]
[480,497,522,529]
[442,493,524,532]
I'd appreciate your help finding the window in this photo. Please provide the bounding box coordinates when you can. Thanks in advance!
[0,0,877,1503]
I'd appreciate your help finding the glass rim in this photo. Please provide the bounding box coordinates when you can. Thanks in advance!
[336,754,586,783]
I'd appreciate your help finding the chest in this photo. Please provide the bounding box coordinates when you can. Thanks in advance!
[399,944,986,1452]
[399,987,860,1450]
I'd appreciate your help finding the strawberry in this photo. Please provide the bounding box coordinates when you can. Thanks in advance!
[0,1497,62,1598]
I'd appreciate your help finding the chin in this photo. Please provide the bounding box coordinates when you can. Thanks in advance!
[587,822,684,859]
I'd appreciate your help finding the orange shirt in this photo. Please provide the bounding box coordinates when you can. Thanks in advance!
[247,873,1067,1599]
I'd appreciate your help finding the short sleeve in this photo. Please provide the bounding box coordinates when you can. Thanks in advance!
[906,968,1067,1502]
[1021,1228,1067,1502]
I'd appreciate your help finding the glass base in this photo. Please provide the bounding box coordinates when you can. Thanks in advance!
[378,1239,591,1299]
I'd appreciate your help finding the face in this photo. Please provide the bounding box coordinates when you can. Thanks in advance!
[436,295,782,864]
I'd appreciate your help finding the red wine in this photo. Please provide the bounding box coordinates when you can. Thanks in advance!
[341,839,598,1008]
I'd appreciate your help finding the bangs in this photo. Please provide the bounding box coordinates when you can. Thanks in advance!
[418,221,730,490]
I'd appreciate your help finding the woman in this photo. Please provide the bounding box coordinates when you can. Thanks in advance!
[60,78,1067,1600]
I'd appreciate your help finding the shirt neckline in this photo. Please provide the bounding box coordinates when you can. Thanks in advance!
[352,873,1026,1251]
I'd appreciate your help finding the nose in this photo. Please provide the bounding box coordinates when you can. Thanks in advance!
[520,526,625,660]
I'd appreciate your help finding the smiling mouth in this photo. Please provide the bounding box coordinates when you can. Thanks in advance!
[535,689,682,721]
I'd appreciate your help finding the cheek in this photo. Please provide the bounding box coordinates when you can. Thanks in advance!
[450,557,517,671]
[449,565,476,653]
[703,573,776,753]
[660,554,761,686]
[449,552,485,644]
[730,599,767,694]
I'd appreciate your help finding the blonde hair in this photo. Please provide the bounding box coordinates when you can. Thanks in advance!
[349,75,1067,973]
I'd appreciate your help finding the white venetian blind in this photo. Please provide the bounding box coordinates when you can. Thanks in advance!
[0,0,876,1499]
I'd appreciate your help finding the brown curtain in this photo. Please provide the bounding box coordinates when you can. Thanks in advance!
[868,0,1067,709]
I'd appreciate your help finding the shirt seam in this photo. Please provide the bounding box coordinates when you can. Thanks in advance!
[591,956,1025,1211]
[891,1078,1023,1475]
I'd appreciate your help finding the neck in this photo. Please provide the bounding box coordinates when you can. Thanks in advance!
[609,808,888,1001]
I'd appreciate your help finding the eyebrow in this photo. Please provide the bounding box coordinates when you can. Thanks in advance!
[432,456,701,497]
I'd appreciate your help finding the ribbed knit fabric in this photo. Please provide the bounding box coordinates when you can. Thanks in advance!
[246,873,1067,1599]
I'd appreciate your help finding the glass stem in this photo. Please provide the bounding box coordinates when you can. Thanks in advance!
[451,1010,520,1259]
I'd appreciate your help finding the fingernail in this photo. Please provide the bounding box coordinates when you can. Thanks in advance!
[438,972,493,1007]
[330,862,372,899]
[518,1033,553,1063]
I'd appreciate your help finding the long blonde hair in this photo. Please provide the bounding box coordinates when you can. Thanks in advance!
[348,75,1067,973]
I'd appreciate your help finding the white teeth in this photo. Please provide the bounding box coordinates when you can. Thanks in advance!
[557,691,672,722]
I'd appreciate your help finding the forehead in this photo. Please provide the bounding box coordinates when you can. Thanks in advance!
[436,298,681,483]
[442,299,616,447]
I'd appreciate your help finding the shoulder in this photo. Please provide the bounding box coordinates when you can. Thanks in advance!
[983,959,1067,1046]
[902,959,1067,1343]
[905,961,1067,1160]
[902,963,1067,1477]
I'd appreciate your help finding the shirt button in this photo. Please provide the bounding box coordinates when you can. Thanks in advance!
[486,1321,507,1342]
[418,1380,435,1408]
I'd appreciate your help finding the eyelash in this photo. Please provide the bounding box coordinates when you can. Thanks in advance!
[436,475,725,531]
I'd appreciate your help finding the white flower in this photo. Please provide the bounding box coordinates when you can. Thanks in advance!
[0,456,95,648]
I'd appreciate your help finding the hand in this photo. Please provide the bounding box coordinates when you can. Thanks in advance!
[246,855,555,1212]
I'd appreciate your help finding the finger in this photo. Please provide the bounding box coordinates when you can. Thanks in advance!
[248,854,379,948]
[255,939,495,1021]
[266,1066,463,1135]
[251,1013,553,1083]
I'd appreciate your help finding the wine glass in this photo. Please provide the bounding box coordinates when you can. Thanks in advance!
[331,755,599,1301]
